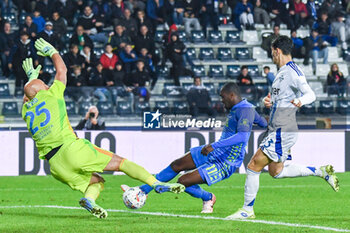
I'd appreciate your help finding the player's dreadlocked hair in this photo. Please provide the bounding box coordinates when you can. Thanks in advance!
[271,35,293,55]
[221,82,241,97]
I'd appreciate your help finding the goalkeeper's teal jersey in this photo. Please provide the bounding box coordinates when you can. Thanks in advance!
[21,80,77,159]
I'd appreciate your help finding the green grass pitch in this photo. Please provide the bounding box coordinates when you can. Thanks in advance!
[0,173,349,233]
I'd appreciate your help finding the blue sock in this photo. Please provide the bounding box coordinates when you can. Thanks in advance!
[185,184,212,201]
[139,165,178,194]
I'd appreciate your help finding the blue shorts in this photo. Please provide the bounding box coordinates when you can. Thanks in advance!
[190,146,237,186]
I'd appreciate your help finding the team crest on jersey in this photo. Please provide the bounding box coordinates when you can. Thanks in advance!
[240,118,249,127]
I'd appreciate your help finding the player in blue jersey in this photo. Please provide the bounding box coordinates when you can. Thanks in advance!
[122,82,268,213]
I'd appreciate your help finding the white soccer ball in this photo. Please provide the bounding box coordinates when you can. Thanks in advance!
[122,187,147,209]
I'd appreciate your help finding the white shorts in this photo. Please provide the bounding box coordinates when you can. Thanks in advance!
[259,129,297,163]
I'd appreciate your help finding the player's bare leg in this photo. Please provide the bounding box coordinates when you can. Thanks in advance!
[178,170,216,214]
[105,154,185,194]
[79,173,108,219]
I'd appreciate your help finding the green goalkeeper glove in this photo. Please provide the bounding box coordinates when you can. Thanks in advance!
[35,38,58,57]
[22,58,42,82]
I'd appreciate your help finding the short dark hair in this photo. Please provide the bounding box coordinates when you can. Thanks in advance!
[221,82,241,96]
[271,35,293,55]
[241,65,248,71]
[193,76,201,83]
[263,66,270,70]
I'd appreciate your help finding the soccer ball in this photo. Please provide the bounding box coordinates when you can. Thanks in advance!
[122,187,147,209]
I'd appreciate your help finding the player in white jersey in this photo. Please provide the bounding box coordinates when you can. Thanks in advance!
[227,36,339,219]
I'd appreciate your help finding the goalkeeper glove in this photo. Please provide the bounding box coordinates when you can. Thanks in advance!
[35,38,58,57]
[22,58,42,82]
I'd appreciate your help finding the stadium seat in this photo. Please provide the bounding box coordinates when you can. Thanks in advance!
[211,101,225,114]
[191,30,206,43]
[248,65,259,77]
[225,30,243,44]
[19,13,27,24]
[66,101,77,116]
[199,48,215,60]
[252,47,269,62]
[315,64,330,77]
[300,102,316,115]
[203,83,216,95]
[155,30,165,43]
[255,84,269,97]
[309,81,325,97]
[178,31,188,42]
[217,48,233,61]
[154,101,171,114]
[64,32,73,43]
[0,83,11,98]
[319,100,334,114]
[298,64,314,77]
[156,66,170,79]
[154,48,161,58]
[43,65,55,75]
[235,47,251,60]
[97,101,114,116]
[226,65,241,78]
[163,84,184,97]
[208,65,224,78]
[343,48,350,61]
[78,102,93,115]
[208,30,223,44]
[218,14,231,25]
[328,47,342,62]
[242,30,259,45]
[59,48,68,56]
[182,83,193,92]
[217,82,226,94]
[250,101,262,114]
[135,101,151,115]
[186,48,197,61]
[3,13,16,26]
[338,63,349,77]
[117,101,133,116]
[2,102,19,116]
[192,65,206,77]
[336,100,350,115]
[173,101,189,114]
[94,48,105,57]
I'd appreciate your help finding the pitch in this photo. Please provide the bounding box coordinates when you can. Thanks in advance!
[0,173,349,233]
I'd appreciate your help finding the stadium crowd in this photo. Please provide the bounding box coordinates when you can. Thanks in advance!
[0,0,349,116]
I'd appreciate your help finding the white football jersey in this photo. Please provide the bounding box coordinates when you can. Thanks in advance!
[268,61,316,132]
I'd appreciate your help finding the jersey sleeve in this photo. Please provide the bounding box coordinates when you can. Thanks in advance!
[48,80,66,99]
[293,74,316,106]
[211,107,254,149]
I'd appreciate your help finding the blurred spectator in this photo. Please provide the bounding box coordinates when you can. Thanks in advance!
[167,32,194,86]
[121,8,138,38]
[290,0,308,30]
[32,9,46,33]
[81,45,99,72]
[133,25,155,57]
[20,15,38,39]
[263,66,275,86]
[200,0,219,37]
[164,0,184,26]
[112,62,127,86]
[63,44,86,77]
[147,0,166,30]
[261,25,280,58]
[271,0,294,29]
[109,24,132,51]
[291,29,310,65]
[124,0,146,14]
[139,47,157,89]
[88,63,112,102]
[0,22,15,77]
[320,0,342,21]
[234,0,255,30]
[76,106,106,130]
[53,0,77,26]
[187,77,216,117]
[161,23,178,65]
[38,21,62,51]
[136,10,154,35]
[129,60,151,100]
[237,65,254,94]
[68,65,87,88]
[111,0,126,26]
[326,63,346,97]
[119,44,138,73]
[314,12,338,47]
[306,29,328,73]
[8,31,38,95]
[182,0,201,36]
[51,11,67,41]
[77,5,108,44]
[306,0,317,28]
[70,25,94,51]
[12,0,32,16]
[100,43,119,71]
[331,13,350,50]
[91,0,111,25]
[35,0,53,19]
[254,0,270,28]
[1,0,13,15]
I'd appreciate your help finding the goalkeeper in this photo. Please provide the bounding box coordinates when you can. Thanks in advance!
[21,38,185,219]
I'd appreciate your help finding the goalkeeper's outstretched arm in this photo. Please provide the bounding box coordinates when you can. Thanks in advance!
[34,38,67,85]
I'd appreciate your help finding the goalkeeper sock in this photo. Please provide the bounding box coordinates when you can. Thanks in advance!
[185,184,212,201]
[243,169,260,212]
[274,164,318,178]
[119,159,157,186]
[85,182,104,201]
[140,165,178,194]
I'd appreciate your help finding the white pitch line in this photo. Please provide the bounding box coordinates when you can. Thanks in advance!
[0,205,349,232]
